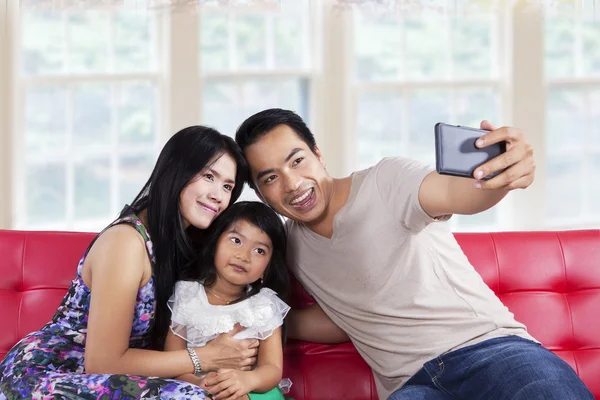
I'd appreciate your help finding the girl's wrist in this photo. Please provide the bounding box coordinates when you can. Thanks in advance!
[244,370,261,393]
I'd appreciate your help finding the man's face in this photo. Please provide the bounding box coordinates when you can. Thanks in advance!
[244,124,332,224]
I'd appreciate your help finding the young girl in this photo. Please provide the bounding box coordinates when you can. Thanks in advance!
[0,126,257,399]
[166,201,292,400]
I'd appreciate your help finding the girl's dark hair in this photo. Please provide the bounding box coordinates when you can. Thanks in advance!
[122,126,248,350]
[198,201,290,303]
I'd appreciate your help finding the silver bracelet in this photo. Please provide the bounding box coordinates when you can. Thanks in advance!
[186,347,202,375]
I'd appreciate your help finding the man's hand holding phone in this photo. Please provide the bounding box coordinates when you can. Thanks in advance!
[473,120,536,190]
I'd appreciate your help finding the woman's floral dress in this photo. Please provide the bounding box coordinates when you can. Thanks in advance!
[0,213,211,400]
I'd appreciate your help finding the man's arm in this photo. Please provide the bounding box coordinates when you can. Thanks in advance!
[287,303,350,344]
[420,120,535,218]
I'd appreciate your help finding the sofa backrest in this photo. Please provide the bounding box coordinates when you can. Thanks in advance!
[1,229,599,400]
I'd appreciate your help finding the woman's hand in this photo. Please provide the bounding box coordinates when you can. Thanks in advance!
[195,325,259,372]
[205,369,256,400]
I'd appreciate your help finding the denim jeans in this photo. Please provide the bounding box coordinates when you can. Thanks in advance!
[388,336,594,400]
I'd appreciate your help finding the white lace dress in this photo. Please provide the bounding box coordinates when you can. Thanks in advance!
[167,281,292,392]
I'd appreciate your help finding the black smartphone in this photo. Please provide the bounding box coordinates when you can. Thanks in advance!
[434,122,506,180]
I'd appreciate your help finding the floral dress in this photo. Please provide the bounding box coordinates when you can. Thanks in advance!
[0,213,211,400]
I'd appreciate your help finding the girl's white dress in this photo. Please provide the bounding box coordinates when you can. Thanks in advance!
[167,280,292,392]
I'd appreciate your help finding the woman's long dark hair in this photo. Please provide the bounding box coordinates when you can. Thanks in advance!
[122,126,248,350]
[197,201,290,303]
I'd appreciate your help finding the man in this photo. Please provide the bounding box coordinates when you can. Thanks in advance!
[234,109,593,400]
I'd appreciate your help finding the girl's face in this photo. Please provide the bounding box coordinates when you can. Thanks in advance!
[213,219,273,288]
[179,153,237,230]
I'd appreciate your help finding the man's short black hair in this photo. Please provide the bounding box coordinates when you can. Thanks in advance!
[235,108,318,189]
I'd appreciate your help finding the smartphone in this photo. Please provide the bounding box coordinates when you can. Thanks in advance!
[434,122,506,180]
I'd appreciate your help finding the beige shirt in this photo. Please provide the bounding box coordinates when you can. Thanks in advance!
[286,157,535,400]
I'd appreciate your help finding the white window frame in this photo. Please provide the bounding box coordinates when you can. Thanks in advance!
[11,7,167,231]
[344,4,511,232]
[4,1,598,232]
[0,0,15,230]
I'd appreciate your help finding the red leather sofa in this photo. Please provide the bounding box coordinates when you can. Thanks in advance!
[1,229,599,399]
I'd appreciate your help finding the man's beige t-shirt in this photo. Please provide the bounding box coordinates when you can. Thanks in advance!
[286,157,536,400]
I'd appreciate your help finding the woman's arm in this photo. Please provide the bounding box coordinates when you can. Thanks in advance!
[84,225,196,377]
[83,225,259,378]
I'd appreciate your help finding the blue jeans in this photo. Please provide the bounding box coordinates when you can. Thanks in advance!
[389,336,594,400]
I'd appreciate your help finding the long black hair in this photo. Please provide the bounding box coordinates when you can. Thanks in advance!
[197,201,290,303]
[122,126,248,350]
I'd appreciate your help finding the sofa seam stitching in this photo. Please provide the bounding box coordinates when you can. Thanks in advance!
[18,234,27,341]
[556,233,578,375]
[557,232,568,293]
[489,233,501,294]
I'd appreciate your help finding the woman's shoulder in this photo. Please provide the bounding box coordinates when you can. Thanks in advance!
[85,224,148,272]
[95,223,147,250]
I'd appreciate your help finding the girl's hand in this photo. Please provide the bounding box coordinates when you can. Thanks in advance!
[205,369,256,400]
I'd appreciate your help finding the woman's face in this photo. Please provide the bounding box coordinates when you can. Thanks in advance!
[179,153,237,229]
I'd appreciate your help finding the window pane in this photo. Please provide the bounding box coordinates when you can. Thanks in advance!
[583,20,600,76]
[409,89,450,160]
[588,154,600,214]
[202,78,308,136]
[118,82,157,145]
[68,11,110,73]
[591,89,600,150]
[546,158,582,220]
[274,14,305,69]
[545,17,576,79]
[405,17,447,80]
[454,88,500,128]
[119,154,155,207]
[546,88,586,155]
[73,83,111,148]
[453,208,497,230]
[451,16,494,79]
[114,11,155,72]
[21,11,66,75]
[203,81,240,136]
[26,85,67,152]
[26,163,66,224]
[356,92,404,169]
[240,79,306,119]
[200,13,229,71]
[234,15,266,69]
[354,14,402,82]
[74,158,110,219]
[356,88,499,170]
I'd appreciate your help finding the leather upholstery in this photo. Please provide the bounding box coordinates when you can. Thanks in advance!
[1,229,599,399]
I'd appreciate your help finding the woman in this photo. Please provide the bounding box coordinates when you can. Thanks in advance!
[0,126,257,399]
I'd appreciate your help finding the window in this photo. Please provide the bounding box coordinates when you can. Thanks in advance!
[351,6,505,230]
[545,11,600,226]
[15,9,162,231]
[199,0,314,200]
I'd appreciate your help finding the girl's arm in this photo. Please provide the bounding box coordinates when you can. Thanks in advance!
[245,327,284,393]
[206,327,284,398]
